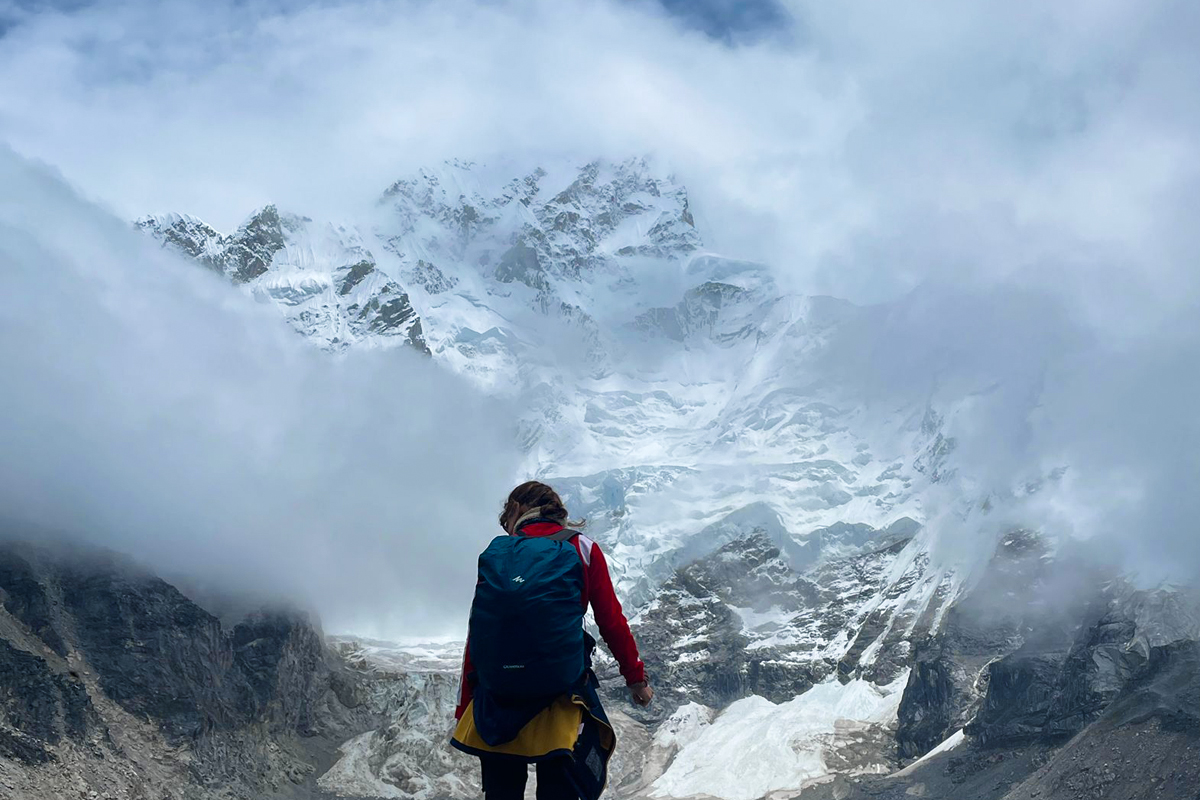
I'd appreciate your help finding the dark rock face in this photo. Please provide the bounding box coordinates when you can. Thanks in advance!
[631,532,839,710]
[365,292,419,336]
[495,238,548,291]
[330,256,430,354]
[633,550,752,710]
[835,535,925,682]
[968,601,1191,748]
[893,652,963,759]
[338,260,376,295]
[57,555,243,741]
[803,613,1200,800]
[138,206,298,286]
[896,529,1083,758]
[1020,612,1145,738]
[225,205,292,284]
[0,540,374,796]
[231,611,337,736]
[0,551,68,657]
[134,215,228,275]
[0,640,94,764]
[631,527,929,713]
[881,529,1200,800]
[1103,639,1200,732]
[971,651,1074,746]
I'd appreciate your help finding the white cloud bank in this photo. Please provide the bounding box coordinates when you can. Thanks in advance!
[0,149,521,637]
[0,0,1198,617]
[0,1,1193,305]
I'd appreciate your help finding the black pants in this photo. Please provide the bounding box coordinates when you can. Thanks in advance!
[480,756,578,800]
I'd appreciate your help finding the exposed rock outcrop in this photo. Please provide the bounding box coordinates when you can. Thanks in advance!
[807,639,1200,800]
[138,211,430,355]
[629,524,935,715]
[0,539,376,800]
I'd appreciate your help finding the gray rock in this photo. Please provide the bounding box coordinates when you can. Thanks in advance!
[0,539,377,798]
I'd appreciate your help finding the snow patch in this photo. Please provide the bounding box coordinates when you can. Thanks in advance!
[650,673,910,800]
[653,702,716,750]
[892,729,966,778]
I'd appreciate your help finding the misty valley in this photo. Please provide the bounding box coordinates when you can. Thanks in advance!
[3,2,1200,797]
[2,153,1197,800]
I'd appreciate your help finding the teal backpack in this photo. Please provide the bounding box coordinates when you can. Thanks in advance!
[469,529,587,699]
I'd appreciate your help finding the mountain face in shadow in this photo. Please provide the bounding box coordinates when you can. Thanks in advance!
[0,537,376,800]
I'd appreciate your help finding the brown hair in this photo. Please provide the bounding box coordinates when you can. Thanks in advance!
[499,480,579,534]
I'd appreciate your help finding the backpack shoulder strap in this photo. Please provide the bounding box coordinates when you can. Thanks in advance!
[545,528,579,543]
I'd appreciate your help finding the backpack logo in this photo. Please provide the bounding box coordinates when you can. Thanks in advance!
[512,576,526,584]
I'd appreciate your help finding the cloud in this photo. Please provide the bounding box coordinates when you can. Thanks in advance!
[0,148,522,638]
[0,0,1197,598]
[812,276,1200,584]
[0,1,1192,302]
[0,0,857,232]
[771,1,1200,581]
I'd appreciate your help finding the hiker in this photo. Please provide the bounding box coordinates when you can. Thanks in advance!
[451,480,653,800]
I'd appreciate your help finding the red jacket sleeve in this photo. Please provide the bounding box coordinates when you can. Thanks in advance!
[586,543,646,685]
[454,639,473,720]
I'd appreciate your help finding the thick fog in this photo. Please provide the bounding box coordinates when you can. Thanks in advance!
[0,150,521,638]
[1,0,1198,628]
[788,2,1200,581]
[813,280,1200,586]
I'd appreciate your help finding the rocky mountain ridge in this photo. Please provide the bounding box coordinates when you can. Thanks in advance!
[0,535,377,800]
[318,523,1199,800]
[2,524,1195,799]
[811,588,1200,800]
[138,207,428,353]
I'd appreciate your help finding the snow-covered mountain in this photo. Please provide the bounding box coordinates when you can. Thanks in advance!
[131,157,1200,800]
[140,157,940,596]
[137,207,428,353]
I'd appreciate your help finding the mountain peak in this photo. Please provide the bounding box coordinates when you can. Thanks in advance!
[380,157,701,309]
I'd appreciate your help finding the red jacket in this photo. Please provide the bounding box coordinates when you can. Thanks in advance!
[455,521,645,719]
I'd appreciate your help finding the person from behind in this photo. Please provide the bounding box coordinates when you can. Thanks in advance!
[451,480,653,800]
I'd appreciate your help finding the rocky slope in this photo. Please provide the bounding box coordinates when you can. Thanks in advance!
[3,523,1194,800]
[619,527,1199,800]
[324,525,1198,800]
[803,601,1200,800]
[0,535,377,800]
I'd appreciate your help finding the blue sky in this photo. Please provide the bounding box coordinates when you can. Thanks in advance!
[652,0,792,41]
